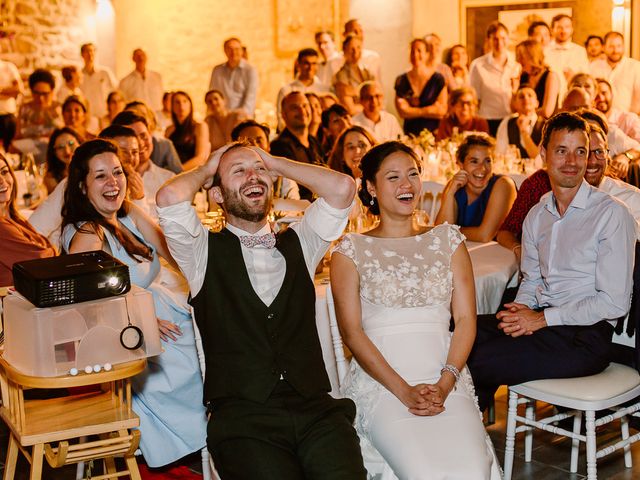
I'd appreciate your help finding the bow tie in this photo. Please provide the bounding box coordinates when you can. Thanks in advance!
[239,232,276,249]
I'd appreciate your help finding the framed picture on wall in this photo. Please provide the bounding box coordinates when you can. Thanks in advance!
[499,7,572,49]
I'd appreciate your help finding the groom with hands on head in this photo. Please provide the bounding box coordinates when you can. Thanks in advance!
[468,112,637,412]
[155,143,366,480]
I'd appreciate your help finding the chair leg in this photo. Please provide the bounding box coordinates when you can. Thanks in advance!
[29,444,44,480]
[503,389,518,480]
[487,398,496,425]
[201,447,212,480]
[3,434,19,480]
[621,415,632,468]
[524,399,535,462]
[124,454,141,480]
[585,410,597,480]
[570,411,582,473]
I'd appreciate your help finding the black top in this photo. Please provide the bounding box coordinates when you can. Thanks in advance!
[507,115,545,159]
[270,128,324,200]
[394,72,446,136]
[520,69,551,106]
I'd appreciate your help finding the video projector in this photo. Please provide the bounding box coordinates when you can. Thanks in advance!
[12,251,131,307]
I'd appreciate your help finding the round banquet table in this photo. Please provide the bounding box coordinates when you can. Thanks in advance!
[315,240,519,396]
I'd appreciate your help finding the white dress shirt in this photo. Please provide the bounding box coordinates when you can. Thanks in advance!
[608,108,640,142]
[591,57,640,114]
[137,162,175,220]
[516,180,636,327]
[0,60,23,115]
[608,123,640,156]
[80,66,116,118]
[352,110,403,142]
[119,69,165,112]
[599,175,640,239]
[317,52,343,87]
[208,60,259,116]
[495,113,538,155]
[469,53,521,119]
[158,197,350,302]
[545,41,589,100]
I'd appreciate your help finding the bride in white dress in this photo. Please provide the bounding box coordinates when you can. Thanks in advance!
[331,141,501,480]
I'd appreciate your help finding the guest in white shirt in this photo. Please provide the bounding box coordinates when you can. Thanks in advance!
[315,31,343,88]
[119,49,164,113]
[562,92,640,179]
[110,113,174,217]
[352,81,402,142]
[527,21,551,48]
[594,78,640,142]
[275,48,329,132]
[79,43,116,119]
[585,125,640,237]
[469,21,521,135]
[155,143,366,480]
[496,87,543,159]
[208,37,259,116]
[590,31,640,115]
[56,66,83,105]
[544,14,590,84]
[585,35,606,63]
[468,112,636,412]
[343,19,382,83]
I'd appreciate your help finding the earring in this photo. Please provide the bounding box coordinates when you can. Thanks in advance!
[370,197,375,206]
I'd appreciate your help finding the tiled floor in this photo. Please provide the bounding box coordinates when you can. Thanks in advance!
[0,387,639,479]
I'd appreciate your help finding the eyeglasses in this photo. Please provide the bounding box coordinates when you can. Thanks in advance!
[589,148,609,160]
[32,89,52,97]
[54,140,77,151]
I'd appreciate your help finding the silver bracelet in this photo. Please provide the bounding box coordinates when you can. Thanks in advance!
[440,364,461,383]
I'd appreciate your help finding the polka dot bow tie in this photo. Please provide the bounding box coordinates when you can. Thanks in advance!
[239,232,277,249]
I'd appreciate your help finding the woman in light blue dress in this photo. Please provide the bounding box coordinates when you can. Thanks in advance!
[60,139,207,467]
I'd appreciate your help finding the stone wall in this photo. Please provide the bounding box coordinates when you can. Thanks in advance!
[0,0,96,76]
[112,0,345,120]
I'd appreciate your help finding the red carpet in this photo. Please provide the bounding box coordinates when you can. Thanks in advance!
[138,463,203,479]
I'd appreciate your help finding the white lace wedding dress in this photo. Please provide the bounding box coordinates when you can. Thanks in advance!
[333,224,501,480]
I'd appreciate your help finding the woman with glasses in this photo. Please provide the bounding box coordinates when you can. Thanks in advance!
[436,87,489,141]
[44,127,83,193]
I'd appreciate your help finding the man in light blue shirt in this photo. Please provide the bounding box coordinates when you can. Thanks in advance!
[468,112,636,411]
[208,37,259,116]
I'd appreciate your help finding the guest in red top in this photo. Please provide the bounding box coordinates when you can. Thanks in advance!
[496,168,551,261]
[0,154,56,286]
[436,87,489,141]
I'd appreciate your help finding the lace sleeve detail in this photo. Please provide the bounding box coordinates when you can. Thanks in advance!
[331,234,357,266]
[447,224,465,255]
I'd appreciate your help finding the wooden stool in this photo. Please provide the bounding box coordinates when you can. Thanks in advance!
[0,356,146,480]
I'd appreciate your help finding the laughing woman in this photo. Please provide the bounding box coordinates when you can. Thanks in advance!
[330,141,500,479]
[0,154,56,286]
[435,134,516,242]
[60,139,207,468]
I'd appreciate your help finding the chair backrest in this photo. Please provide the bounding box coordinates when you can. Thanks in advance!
[325,285,350,390]
[420,181,445,222]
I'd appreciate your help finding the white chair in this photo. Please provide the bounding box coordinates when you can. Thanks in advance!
[419,181,445,223]
[503,363,640,480]
[325,286,387,479]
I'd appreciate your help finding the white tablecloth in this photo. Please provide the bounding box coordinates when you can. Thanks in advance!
[315,240,519,395]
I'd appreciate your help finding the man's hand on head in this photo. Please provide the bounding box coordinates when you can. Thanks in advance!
[202,144,234,189]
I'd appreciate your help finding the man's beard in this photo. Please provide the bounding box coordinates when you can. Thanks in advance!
[221,181,271,223]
